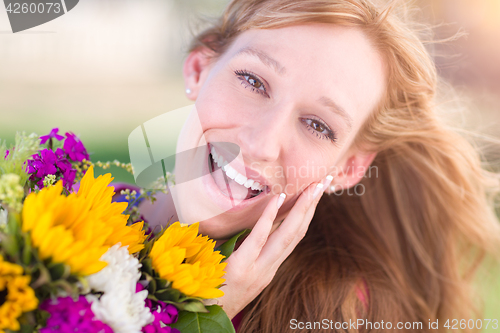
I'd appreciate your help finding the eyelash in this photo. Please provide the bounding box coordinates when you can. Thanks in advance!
[234,69,268,96]
[234,69,337,144]
[301,118,337,143]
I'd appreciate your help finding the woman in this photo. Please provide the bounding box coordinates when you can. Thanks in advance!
[141,0,500,332]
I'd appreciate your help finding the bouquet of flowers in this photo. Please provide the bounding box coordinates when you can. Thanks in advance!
[0,129,237,333]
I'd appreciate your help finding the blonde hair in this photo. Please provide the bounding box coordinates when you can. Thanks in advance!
[188,1,500,332]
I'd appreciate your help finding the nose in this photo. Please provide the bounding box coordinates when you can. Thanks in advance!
[235,106,288,163]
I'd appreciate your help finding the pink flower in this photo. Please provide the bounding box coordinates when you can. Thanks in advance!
[137,283,180,333]
[40,296,113,333]
[40,128,65,145]
[63,132,89,162]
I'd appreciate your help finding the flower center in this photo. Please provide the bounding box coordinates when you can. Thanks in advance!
[0,287,8,306]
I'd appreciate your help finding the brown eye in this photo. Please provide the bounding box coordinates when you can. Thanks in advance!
[246,75,262,89]
[301,118,337,144]
[234,70,268,97]
[311,120,325,132]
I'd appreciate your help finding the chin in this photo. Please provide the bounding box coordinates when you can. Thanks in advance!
[197,217,253,240]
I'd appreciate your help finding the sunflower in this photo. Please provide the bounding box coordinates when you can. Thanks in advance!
[21,166,147,276]
[0,255,38,332]
[149,222,227,299]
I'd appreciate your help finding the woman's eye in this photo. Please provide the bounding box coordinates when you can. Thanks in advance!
[311,120,325,132]
[302,118,337,144]
[246,76,261,88]
[234,70,268,96]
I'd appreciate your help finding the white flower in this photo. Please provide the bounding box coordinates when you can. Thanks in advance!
[86,244,153,333]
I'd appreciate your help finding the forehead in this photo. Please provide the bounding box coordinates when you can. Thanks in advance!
[220,24,387,132]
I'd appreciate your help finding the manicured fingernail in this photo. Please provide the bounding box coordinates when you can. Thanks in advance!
[276,193,286,209]
[312,183,324,199]
[326,175,334,182]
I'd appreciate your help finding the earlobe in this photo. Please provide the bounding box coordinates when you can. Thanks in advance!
[182,48,215,101]
[327,151,377,193]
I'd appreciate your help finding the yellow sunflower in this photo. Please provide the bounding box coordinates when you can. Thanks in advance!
[149,222,227,299]
[21,166,147,276]
[0,255,38,333]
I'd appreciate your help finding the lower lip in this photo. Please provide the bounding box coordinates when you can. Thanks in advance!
[201,143,270,212]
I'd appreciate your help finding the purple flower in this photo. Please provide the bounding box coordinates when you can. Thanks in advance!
[138,284,179,333]
[54,148,72,173]
[26,148,78,191]
[4,149,9,159]
[63,132,89,162]
[54,148,78,190]
[63,168,77,190]
[28,149,57,178]
[40,128,65,145]
[40,296,113,333]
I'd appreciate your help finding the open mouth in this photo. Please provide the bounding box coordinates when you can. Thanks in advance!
[208,144,268,202]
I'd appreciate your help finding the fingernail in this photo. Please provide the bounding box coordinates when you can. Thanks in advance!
[276,193,286,209]
[326,174,334,182]
[312,183,324,199]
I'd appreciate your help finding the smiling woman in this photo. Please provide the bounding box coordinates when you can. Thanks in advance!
[140,0,500,332]
[167,24,385,239]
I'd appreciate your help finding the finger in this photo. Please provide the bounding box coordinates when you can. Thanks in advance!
[231,193,283,264]
[272,198,320,268]
[257,175,333,268]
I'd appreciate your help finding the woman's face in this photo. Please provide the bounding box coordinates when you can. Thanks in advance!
[173,24,386,239]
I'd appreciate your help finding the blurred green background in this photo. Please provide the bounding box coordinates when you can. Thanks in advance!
[0,0,498,325]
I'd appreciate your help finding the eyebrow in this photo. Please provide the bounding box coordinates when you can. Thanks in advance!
[234,46,353,131]
[234,46,286,76]
[318,96,353,131]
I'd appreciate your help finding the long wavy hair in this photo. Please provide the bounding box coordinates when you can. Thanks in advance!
[187,1,500,332]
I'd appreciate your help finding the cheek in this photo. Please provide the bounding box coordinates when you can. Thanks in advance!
[279,157,335,196]
[196,74,247,129]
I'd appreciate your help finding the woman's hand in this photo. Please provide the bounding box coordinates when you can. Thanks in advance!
[215,175,333,320]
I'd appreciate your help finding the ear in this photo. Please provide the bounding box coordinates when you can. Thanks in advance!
[182,47,216,101]
[328,150,377,193]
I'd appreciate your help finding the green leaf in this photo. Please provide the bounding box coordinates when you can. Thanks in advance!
[139,238,156,262]
[141,258,153,276]
[7,211,22,235]
[215,229,251,262]
[156,278,170,289]
[0,233,19,258]
[178,300,209,313]
[156,287,180,302]
[147,278,157,294]
[48,262,69,280]
[178,296,204,303]
[18,323,36,333]
[22,232,33,265]
[170,305,235,333]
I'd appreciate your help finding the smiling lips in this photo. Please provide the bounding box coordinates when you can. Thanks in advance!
[208,145,267,201]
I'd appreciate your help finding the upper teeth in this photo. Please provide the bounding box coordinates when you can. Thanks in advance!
[210,146,265,191]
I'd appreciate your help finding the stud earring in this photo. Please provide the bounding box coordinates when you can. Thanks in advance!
[186,88,192,94]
